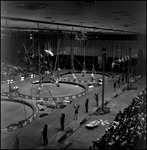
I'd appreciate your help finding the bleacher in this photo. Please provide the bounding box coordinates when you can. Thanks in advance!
[92,86,146,149]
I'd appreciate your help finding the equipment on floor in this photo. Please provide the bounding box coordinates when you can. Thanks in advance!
[58,133,67,143]
[80,118,87,125]
[85,120,100,129]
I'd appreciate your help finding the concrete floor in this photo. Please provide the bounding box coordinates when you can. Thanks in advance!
[1,72,146,149]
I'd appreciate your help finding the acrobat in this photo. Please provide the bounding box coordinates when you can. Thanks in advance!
[81,69,86,77]
[36,84,42,95]
[56,78,60,87]
[111,62,115,68]
[72,73,77,80]
[90,73,96,82]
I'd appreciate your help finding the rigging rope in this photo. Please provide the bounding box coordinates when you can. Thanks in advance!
[13,39,37,67]
[53,37,61,77]
[48,79,80,149]
[22,43,32,65]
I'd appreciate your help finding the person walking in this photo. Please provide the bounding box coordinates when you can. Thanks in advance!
[42,124,48,145]
[60,113,65,131]
[85,99,89,113]
[74,105,80,120]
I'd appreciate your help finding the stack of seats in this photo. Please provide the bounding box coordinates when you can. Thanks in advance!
[93,86,146,149]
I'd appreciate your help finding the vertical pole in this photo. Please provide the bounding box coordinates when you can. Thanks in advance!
[127,48,131,89]
[118,49,121,73]
[5,19,11,93]
[102,48,106,111]
[70,27,74,71]
[37,23,40,75]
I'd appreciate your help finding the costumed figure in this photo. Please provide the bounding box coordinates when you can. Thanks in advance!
[90,73,96,82]
[72,73,77,81]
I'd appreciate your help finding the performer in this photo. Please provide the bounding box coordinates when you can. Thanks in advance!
[111,62,115,68]
[72,73,77,80]
[36,84,42,95]
[92,64,96,74]
[56,78,60,87]
[81,62,86,77]
[81,69,86,77]
[91,73,96,82]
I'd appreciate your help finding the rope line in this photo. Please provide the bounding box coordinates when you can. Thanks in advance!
[13,39,37,67]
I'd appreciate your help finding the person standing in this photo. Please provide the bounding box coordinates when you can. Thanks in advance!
[122,75,124,85]
[85,99,89,113]
[36,84,42,95]
[94,93,99,107]
[113,82,116,91]
[60,113,65,131]
[125,73,128,83]
[13,136,19,149]
[74,105,80,120]
[42,124,48,145]
[117,77,120,88]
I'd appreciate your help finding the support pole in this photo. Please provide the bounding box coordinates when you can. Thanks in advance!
[102,48,106,111]
[70,27,74,71]
[5,19,11,93]
[37,23,40,75]
[127,48,131,90]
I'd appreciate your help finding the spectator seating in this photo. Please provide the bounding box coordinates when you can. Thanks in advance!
[92,86,146,149]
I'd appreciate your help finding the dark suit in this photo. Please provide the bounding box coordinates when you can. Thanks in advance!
[60,113,65,131]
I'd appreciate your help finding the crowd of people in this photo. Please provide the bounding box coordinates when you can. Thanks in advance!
[1,61,51,82]
[92,86,146,149]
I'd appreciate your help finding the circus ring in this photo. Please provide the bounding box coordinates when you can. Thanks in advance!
[1,98,38,132]
[60,71,111,86]
[17,80,87,107]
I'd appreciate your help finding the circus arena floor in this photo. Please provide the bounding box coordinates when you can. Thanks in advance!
[1,69,146,149]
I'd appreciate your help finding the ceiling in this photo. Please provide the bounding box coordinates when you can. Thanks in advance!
[1,1,146,34]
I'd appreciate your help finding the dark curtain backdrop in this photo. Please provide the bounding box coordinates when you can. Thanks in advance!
[1,33,146,63]
[59,40,146,58]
